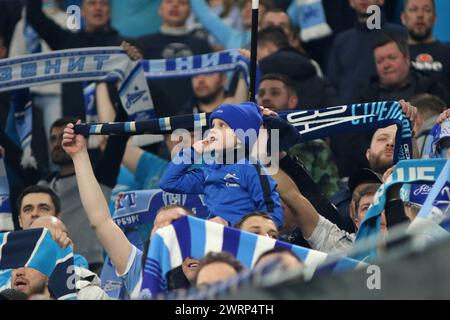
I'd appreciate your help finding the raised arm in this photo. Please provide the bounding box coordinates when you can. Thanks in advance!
[159,146,205,194]
[190,0,238,48]
[26,0,75,50]
[272,168,320,239]
[62,121,132,275]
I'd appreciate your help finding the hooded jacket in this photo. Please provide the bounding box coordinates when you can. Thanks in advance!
[159,147,283,228]
[260,47,338,109]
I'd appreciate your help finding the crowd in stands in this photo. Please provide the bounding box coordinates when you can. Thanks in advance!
[0,0,449,300]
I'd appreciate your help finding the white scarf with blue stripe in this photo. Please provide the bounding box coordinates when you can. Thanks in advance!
[140,215,364,299]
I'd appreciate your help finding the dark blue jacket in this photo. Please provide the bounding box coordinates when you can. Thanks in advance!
[160,148,283,228]
[327,17,406,104]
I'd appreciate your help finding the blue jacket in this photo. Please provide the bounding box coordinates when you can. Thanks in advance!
[160,148,283,228]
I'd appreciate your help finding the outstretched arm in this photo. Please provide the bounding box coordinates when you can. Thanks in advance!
[62,121,132,275]
[190,0,238,48]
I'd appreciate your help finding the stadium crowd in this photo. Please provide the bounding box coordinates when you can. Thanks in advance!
[0,0,449,300]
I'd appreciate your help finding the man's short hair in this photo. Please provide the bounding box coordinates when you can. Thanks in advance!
[195,251,244,285]
[260,73,297,96]
[50,117,80,133]
[258,26,290,51]
[17,185,61,214]
[410,94,447,116]
[352,183,381,217]
[156,204,194,216]
[233,211,274,229]
[404,0,435,12]
[373,32,410,57]
[255,247,302,266]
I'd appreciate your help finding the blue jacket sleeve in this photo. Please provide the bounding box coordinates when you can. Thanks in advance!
[159,147,205,194]
[191,0,242,49]
[244,164,284,228]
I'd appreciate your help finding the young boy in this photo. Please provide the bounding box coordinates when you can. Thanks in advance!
[159,102,283,228]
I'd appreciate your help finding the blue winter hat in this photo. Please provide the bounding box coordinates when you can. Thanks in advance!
[209,102,263,149]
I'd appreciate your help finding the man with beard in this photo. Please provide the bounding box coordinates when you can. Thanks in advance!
[366,125,397,175]
[257,73,340,199]
[10,267,50,299]
[38,116,127,274]
[401,0,450,91]
[181,71,248,114]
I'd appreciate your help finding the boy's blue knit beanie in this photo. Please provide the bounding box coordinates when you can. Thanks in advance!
[209,102,262,148]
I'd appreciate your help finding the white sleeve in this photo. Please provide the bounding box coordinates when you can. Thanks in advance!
[306,215,355,255]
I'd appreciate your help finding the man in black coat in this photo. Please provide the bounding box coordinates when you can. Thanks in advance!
[258,27,338,110]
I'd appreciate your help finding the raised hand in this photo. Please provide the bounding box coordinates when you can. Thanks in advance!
[120,41,143,61]
[62,120,88,158]
[399,99,421,136]
[437,109,450,124]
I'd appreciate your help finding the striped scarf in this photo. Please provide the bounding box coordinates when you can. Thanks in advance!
[140,215,364,299]
[75,101,413,165]
[0,228,77,300]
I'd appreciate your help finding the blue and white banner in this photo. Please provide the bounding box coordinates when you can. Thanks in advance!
[355,159,448,260]
[0,156,13,231]
[113,189,209,230]
[140,215,364,298]
[0,228,77,300]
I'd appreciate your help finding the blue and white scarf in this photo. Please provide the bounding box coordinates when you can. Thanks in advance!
[11,88,37,169]
[0,228,77,300]
[355,159,448,261]
[407,160,450,240]
[82,49,255,126]
[290,0,332,42]
[75,101,413,165]
[0,156,13,231]
[140,215,364,299]
[0,48,254,92]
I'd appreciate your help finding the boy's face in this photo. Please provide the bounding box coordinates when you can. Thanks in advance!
[206,119,238,152]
